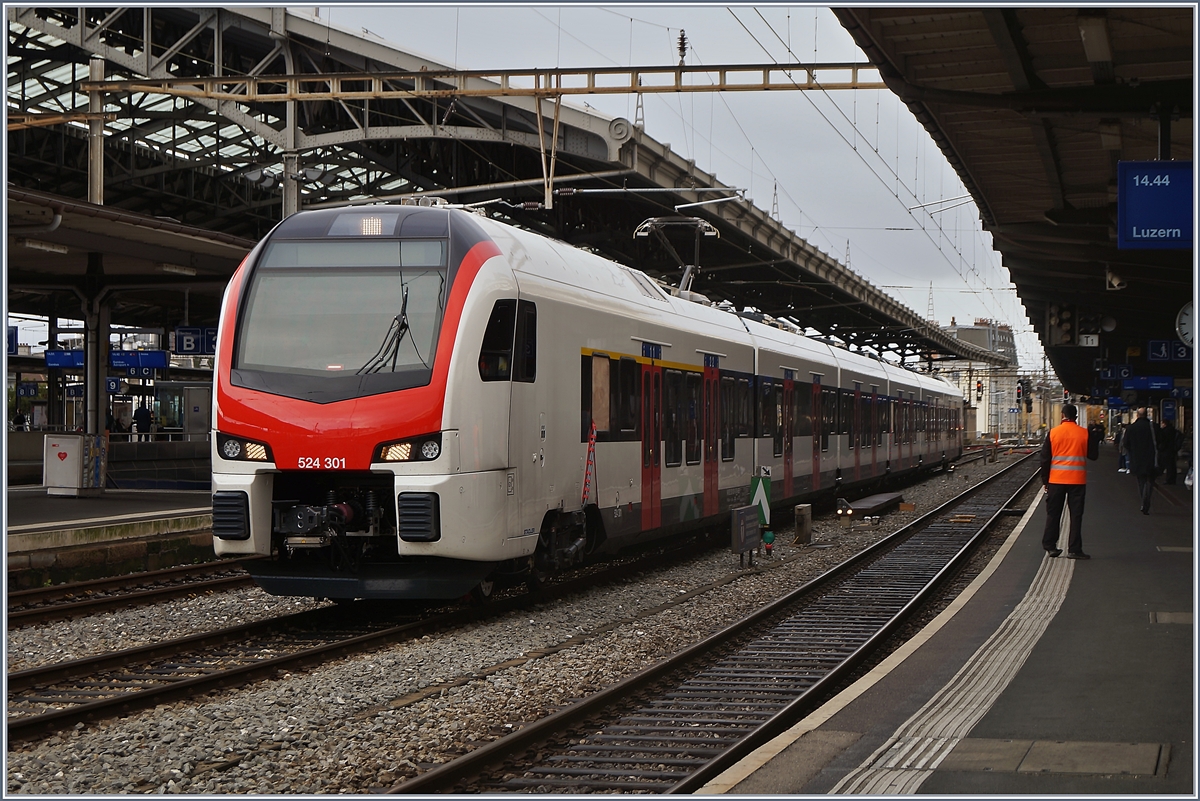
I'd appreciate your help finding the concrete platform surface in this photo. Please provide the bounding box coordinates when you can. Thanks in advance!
[704,446,1194,795]
[6,485,211,533]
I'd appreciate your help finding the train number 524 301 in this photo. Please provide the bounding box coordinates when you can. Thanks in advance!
[298,456,346,469]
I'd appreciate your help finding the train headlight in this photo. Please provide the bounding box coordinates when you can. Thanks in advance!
[217,432,273,462]
[381,442,412,462]
[375,434,442,463]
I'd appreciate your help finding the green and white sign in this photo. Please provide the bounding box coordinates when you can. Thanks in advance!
[750,477,771,526]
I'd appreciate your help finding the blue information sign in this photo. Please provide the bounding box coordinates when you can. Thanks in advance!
[1161,399,1177,421]
[175,326,219,355]
[1148,340,1171,361]
[110,350,170,369]
[1171,341,1191,360]
[45,349,85,368]
[17,382,39,398]
[175,326,202,354]
[1117,161,1193,250]
[105,377,121,394]
[7,326,17,356]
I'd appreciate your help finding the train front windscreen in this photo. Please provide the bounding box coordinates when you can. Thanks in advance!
[231,237,448,403]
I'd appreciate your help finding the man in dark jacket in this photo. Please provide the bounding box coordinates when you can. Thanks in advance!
[1125,407,1159,514]
[1157,419,1183,484]
[133,402,153,441]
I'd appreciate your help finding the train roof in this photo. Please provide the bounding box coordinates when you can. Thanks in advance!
[471,207,960,398]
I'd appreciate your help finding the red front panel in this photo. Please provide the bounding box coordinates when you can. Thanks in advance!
[640,364,662,530]
[215,240,501,469]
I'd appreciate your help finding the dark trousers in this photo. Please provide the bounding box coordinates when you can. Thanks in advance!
[1136,473,1156,512]
[1161,451,1178,484]
[1043,483,1085,554]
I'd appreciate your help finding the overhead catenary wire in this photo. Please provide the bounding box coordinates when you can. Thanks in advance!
[731,9,1015,329]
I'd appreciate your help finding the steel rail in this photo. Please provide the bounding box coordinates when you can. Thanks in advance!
[669,460,1040,792]
[8,562,257,626]
[5,532,733,746]
[390,454,1036,793]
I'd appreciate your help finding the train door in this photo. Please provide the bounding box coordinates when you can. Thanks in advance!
[509,300,545,531]
[811,376,822,491]
[782,376,794,498]
[641,362,662,530]
[703,364,719,516]
[873,388,883,474]
[852,385,862,482]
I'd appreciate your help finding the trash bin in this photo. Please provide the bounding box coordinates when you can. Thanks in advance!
[44,433,108,497]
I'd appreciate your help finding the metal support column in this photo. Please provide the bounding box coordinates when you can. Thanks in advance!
[1158,106,1172,161]
[282,152,300,218]
[88,56,105,205]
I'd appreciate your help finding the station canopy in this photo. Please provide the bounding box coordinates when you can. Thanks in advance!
[7,7,1003,366]
[834,7,1194,394]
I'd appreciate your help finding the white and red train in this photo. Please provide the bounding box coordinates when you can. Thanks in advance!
[211,203,964,600]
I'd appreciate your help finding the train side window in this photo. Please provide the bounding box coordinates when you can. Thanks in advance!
[839,389,854,440]
[795,381,812,438]
[685,371,702,465]
[759,379,775,441]
[664,369,683,467]
[737,378,752,437]
[862,395,872,448]
[591,354,611,433]
[617,357,640,435]
[877,395,886,445]
[513,301,536,383]
[720,376,736,461]
[772,383,784,458]
[478,299,516,381]
[822,387,837,452]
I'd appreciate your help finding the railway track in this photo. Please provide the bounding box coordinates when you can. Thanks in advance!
[7,561,257,627]
[6,456,988,749]
[391,453,1039,793]
[5,531,746,746]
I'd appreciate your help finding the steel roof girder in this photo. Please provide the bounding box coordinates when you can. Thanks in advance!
[9,9,287,149]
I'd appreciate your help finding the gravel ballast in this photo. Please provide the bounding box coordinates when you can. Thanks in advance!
[7,456,1024,794]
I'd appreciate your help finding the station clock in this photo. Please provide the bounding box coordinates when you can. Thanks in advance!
[1176,301,1193,348]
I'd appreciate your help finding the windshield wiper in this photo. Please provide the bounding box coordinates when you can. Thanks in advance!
[357,287,410,375]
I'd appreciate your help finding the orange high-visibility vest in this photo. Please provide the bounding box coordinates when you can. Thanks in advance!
[1048,420,1089,484]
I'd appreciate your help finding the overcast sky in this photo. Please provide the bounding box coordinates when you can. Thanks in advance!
[308,4,1045,371]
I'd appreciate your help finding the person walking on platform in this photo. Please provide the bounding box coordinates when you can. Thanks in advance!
[1040,403,1094,559]
[1157,419,1183,485]
[1126,407,1159,514]
[1115,423,1130,473]
[132,401,153,442]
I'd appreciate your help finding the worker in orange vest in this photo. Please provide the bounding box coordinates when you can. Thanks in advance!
[1040,403,1094,559]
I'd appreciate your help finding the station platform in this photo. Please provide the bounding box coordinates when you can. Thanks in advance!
[704,445,1195,795]
[5,485,215,587]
